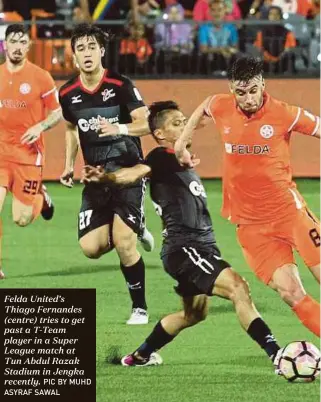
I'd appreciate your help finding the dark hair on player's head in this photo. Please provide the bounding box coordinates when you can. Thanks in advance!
[5,24,29,40]
[148,101,180,136]
[71,23,109,52]
[227,56,263,83]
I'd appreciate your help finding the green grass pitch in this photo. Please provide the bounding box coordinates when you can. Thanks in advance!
[1,179,320,402]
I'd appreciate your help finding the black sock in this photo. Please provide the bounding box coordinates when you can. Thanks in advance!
[247,317,281,359]
[120,257,147,310]
[135,321,176,358]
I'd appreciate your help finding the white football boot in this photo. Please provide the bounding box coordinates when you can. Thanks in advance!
[126,308,149,325]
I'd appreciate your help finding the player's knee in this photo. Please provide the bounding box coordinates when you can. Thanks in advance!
[228,276,251,303]
[80,243,109,259]
[277,284,306,306]
[185,307,207,326]
[185,311,206,326]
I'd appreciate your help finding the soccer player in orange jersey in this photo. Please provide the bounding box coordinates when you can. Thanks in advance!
[175,56,320,338]
[0,24,62,279]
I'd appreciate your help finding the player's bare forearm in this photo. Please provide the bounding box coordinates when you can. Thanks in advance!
[125,119,151,137]
[98,106,150,137]
[20,108,63,145]
[126,106,150,137]
[60,123,78,187]
[39,108,63,132]
[105,165,151,185]
[65,124,79,170]
[175,97,211,156]
[82,164,151,186]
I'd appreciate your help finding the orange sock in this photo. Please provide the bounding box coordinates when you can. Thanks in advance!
[31,194,44,222]
[292,295,320,337]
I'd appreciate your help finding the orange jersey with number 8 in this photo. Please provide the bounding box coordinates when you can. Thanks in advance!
[0,61,60,166]
[206,92,320,224]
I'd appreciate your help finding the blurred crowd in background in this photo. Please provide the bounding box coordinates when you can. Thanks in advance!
[0,0,319,76]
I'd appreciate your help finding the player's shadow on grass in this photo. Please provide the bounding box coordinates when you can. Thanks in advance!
[10,264,161,278]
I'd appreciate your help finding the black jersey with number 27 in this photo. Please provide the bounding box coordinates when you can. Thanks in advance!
[145,147,216,255]
[59,70,144,172]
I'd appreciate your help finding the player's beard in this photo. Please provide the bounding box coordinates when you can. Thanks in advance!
[8,52,24,65]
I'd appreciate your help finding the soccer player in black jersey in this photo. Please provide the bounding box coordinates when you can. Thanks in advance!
[82,101,284,371]
[58,23,154,325]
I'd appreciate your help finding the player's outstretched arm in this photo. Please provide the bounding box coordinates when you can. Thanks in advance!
[21,108,62,145]
[98,106,150,138]
[175,97,211,166]
[81,164,151,186]
[288,107,320,139]
[60,122,79,188]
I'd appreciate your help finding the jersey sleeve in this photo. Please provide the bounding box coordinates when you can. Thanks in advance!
[287,105,320,136]
[40,72,60,111]
[145,147,181,176]
[120,77,145,113]
[58,89,75,124]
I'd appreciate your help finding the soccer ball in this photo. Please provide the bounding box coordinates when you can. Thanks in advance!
[278,341,320,382]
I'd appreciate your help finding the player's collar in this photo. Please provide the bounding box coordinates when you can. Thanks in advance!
[5,59,29,75]
[78,69,107,94]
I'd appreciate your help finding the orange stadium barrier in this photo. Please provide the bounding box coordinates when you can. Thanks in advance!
[43,79,320,180]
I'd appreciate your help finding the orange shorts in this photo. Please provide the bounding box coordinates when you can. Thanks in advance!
[237,208,320,284]
[0,161,42,205]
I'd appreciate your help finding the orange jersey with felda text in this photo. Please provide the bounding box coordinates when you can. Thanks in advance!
[206,92,320,224]
[0,61,60,166]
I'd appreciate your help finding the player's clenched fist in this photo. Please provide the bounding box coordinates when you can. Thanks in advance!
[60,169,74,188]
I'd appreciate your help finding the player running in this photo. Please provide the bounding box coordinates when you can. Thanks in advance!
[82,101,283,369]
[175,56,320,337]
[0,24,62,279]
[59,23,153,325]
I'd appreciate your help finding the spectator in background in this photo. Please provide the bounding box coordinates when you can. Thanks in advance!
[54,0,91,22]
[154,4,194,53]
[194,0,241,21]
[193,0,212,21]
[154,3,195,74]
[198,0,239,73]
[308,0,319,16]
[130,0,162,23]
[2,0,31,20]
[224,0,242,20]
[119,22,153,74]
[250,0,313,17]
[272,0,312,17]
[249,0,273,19]
[254,6,296,72]
[165,0,196,17]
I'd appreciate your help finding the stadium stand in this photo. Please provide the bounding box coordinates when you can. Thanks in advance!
[0,0,319,77]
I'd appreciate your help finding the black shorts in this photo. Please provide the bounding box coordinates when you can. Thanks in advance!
[162,245,230,297]
[78,179,146,240]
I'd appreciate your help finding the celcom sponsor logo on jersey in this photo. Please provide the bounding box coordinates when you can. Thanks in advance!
[0,99,27,109]
[189,181,207,198]
[225,143,270,155]
[78,115,119,132]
